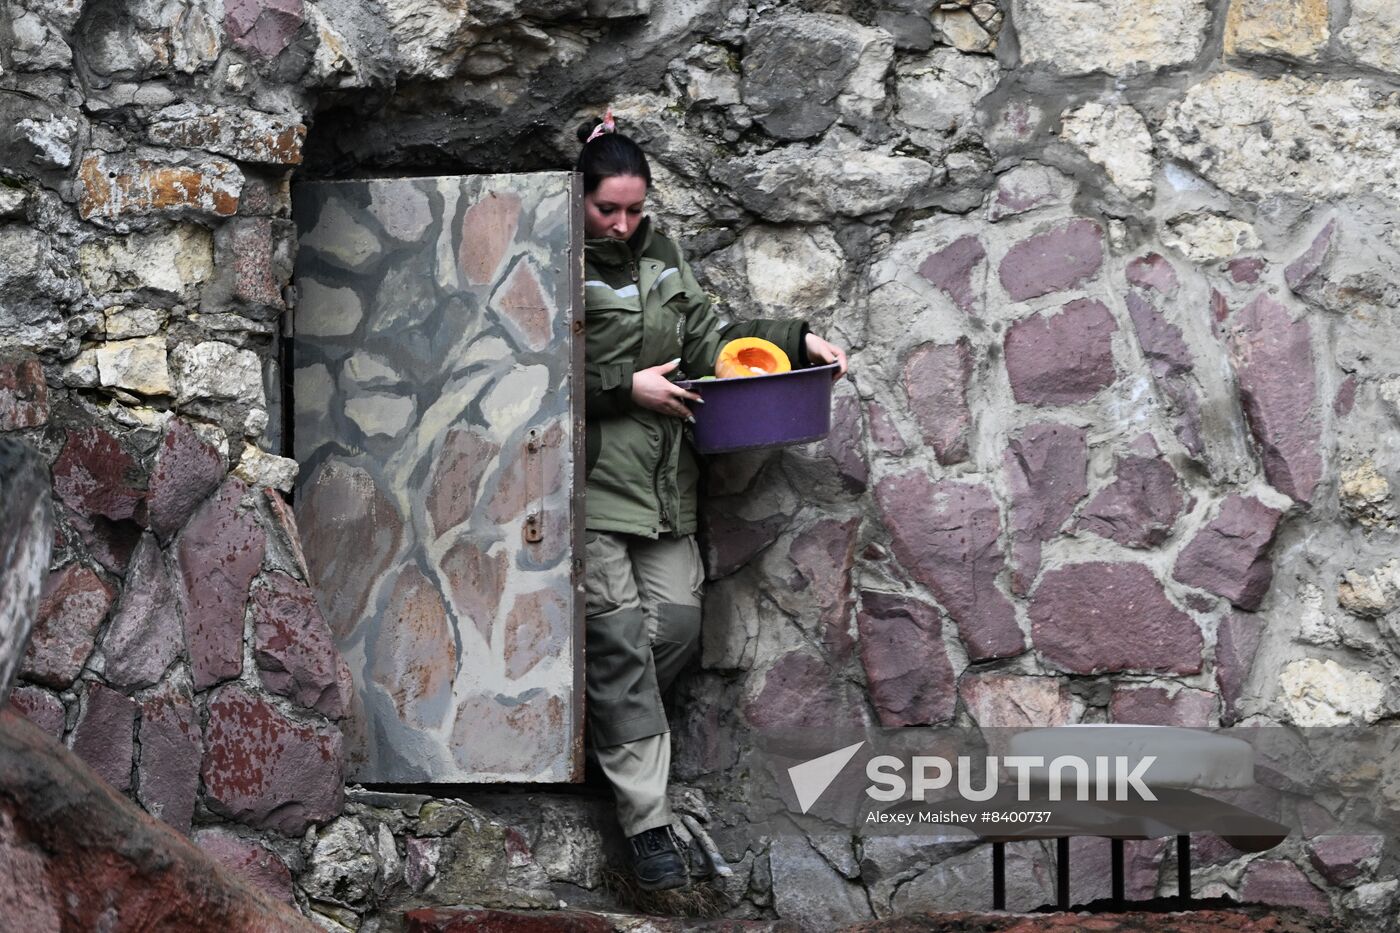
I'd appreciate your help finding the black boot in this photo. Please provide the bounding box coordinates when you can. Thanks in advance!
[626,825,689,891]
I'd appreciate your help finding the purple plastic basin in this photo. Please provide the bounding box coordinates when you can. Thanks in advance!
[677,363,840,454]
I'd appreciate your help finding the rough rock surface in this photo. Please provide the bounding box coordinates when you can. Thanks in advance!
[1278,659,1384,726]
[959,672,1072,728]
[68,682,136,792]
[22,564,115,690]
[137,683,203,834]
[195,827,295,903]
[1013,0,1210,76]
[100,535,183,689]
[744,650,862,730]
[1227,295,1322,504]
[0,709,310,931]
[1003,422,1088,594]
[7,684,65,737]
[1110,684,1216,726]
[1077,448,1187,548]
[6,0,1400,924]
[875,472,1025,660]
[917,236,985,315]
[788,516,861,661]
[1338,459,1394,529]
[201,684,344,834]
[855,592,955,726]
[1031,562,1203,674]
[0,355,49,430]
[1226,0,1329,61]
[1173,495,1284,611]
[1161,73,1400,203]
[1240,859,1332,915]
[251,572,352,718]
[712,147,937,222]
[176,479,265,690]
[902,339,973,464]
[1216,610,1265,723]
[998,219,1104,301]
[741,13,890,141]
[1004,298,1118,405]
[1060,102,1155,198]
[1163,212,1261,264]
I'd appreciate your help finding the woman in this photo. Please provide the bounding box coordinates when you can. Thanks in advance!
[576,111,847,892]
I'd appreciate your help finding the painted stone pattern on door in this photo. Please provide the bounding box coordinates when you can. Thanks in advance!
[291,174,584,782]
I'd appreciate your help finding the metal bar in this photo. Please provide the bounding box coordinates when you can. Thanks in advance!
[1111,838,1125,907]
[992,841,1006,910]
[1178,834,1191,901]
[1056,837,1070,910]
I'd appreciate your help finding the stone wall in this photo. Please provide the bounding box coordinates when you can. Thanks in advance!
[0,0,353,916]
[3,0,1400,929]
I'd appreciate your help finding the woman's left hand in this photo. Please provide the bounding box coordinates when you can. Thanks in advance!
[804,333,848,379]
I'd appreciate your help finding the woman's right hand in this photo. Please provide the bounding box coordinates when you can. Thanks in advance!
[632,359,703,419]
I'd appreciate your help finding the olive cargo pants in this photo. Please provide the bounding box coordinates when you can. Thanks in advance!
[584,531,703,836]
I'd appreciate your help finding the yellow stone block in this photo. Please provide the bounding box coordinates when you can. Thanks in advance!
[1225,0,1329,61]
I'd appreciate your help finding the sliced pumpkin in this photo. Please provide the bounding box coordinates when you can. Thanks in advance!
[714,337,792,379]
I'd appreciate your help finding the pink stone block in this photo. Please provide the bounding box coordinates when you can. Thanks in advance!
[1003,422,1088,595]
[372,566,456,727]
[1240,858,1331,915]
[1228,294,1322,504]
[201,684,344,835]
[52,425,145,522]
[101,535,183,689]
[917,235,986,313]
[1030,562,1203,675]
[195,827,295,902]
[22,564,115,689]
[0,353,48,430]
[856,592,955,727]
[7,685,65,738]
[1076,453,1188,550]
[902,339,973,465]
[744,651,861,731]
[176,479,265,691]
[789,517,861,662]
[252,572,352,718]
[1004,298,1118,406]
[874,473,1024,661]
[137,684,202,834]
[999,218,1104,301]
[1173,495,1283,611]
[69,683,136,792]
[1109,685,1216,726]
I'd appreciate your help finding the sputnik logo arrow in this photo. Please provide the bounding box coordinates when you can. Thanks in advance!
[788,741,865,814]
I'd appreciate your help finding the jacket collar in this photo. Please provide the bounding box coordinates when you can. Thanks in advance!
[585,216,653,267]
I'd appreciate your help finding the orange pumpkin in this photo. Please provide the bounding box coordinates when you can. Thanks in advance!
[714,337,792,379]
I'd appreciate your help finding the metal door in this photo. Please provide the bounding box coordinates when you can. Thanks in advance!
[291,173,584,782]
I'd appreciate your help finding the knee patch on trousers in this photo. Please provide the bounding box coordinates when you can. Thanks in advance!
[585,607,669,747]
[651,602,702,696]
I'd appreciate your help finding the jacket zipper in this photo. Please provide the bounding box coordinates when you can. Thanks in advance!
[654,429,670,531]
[633,254,669,532]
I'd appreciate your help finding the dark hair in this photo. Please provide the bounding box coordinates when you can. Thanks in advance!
[575,118,652,194]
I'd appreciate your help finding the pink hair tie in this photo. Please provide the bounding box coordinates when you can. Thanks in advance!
[586,107,616,143]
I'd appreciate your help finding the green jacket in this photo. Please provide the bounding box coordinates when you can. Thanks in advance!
[584,218,809,537]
